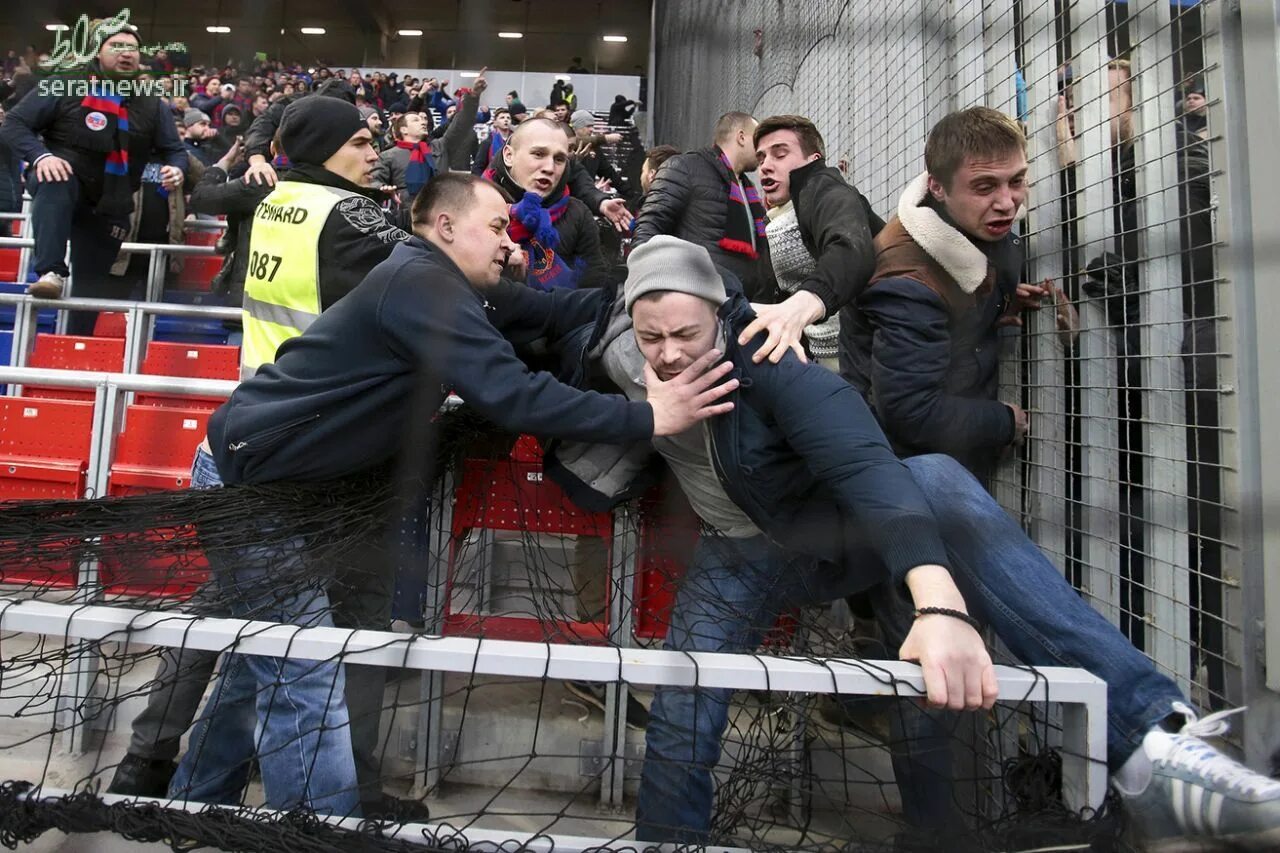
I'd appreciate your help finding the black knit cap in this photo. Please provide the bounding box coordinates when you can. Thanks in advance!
[279,96,366,166]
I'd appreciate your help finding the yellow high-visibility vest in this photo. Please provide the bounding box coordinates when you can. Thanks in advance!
[240,181,361,379]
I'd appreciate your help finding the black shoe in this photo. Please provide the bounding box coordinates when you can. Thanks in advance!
[364,793,431,823]
[106,754,177,797]
[565,680,650,730]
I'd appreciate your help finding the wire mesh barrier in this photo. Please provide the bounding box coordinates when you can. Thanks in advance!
[656,0,1244,737]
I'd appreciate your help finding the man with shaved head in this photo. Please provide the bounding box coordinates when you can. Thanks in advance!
[482,117,608,290]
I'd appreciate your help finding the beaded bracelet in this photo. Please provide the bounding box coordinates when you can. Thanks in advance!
[914,606,981,632]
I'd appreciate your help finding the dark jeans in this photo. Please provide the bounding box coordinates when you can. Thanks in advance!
[27,173,136,334]
[634,453,1185,845]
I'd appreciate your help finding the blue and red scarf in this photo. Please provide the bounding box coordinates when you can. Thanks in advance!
[718,149,767,259]
[483,170,580,290]
[396,139,433,199]
[486,130,507,168]
[79,85,133,220]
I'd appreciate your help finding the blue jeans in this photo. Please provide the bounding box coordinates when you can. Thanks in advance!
[634,453,1185,844]
[168,448,360,816]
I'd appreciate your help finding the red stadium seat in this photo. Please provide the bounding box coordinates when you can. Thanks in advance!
[0,397,94,588]
[176,229,223,291]
[444,435,615,644]
[136,341,239,410]
[101,405,211,598]
[24,334,126,401]
[92,312,128,338]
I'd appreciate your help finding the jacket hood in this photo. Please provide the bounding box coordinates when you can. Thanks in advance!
[785,157,840,205]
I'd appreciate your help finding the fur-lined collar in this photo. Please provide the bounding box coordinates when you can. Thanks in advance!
[896,171,989,294]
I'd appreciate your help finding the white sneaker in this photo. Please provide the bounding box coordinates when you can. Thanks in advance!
[27,272,65,299]
[1115,702,1280,851]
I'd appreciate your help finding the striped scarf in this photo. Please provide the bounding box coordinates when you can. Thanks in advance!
[81,86,133,220]
[717,149,766,259]
[396,139,433,199]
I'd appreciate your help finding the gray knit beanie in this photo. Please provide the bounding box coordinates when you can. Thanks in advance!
[625,236,728,315]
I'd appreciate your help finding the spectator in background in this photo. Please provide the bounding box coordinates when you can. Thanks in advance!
[218,104,244,149]
[640,144,679,195]
[551,101,571,124]
[570,109,622,191]
[608,95,639,126]
[634,111,776,300]
[1181,76,1208,141]
[251,93,270,118]
[373,112,436,208]
[190,76,224,117]
[0,18,186,326]
[567,57,590,74]
[482,117,608,291]
[472,107,512,177]
[507,92,530,123]
[0,104,22,213]
[231,78,256,116]
[182,110,227,166]
[562,83,578,111]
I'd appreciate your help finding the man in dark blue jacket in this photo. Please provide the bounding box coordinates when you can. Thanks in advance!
[843,107,1047,479]
[170,174,740,818]
[551,236,1279,850]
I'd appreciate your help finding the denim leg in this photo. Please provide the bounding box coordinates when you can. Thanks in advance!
[171,448,360,816]
[902,454,1186,769]
[27,174,77,278]
[635,535,785,844]
[169,651,258,803]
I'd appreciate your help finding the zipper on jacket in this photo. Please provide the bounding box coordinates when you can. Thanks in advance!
[228,412,320,453]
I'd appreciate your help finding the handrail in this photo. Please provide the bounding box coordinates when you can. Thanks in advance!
[0,236,219,256]
[0,366,236,397]
[0,293,240,322]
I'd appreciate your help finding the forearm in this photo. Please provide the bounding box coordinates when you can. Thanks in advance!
[904,564,969,611]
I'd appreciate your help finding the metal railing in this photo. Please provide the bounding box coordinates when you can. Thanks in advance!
[0,294,239,377]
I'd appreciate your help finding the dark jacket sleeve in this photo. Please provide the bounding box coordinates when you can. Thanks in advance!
[568,159,608,214]
[794,175,876,317]
[568,203,609,288]
[244,100,288,161]
[317,196,412,309]
[0,91,59,164]
[486,279,605,345]
[633,154,692,245]
[860,277,1015,456]
[442,91,478,171]
[151,100,190,171]
[747,346,952,584]
[189,165,271,216]
[381,272,653,443]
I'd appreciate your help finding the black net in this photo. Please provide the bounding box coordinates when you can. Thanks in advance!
[0,412,1124,852]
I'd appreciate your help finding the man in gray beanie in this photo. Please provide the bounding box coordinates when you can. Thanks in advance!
[549,236,1273,850]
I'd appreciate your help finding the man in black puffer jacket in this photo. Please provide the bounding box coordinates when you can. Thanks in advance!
[633,111,776,300]
[482,118,608,291]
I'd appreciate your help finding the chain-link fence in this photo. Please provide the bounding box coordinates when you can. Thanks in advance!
[654,0,1276,764]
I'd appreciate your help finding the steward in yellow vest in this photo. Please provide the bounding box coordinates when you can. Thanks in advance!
[240,96,410,377]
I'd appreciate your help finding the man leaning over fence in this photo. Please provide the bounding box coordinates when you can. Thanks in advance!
[109,94,422,820]
[548,235,1280,851]
[163,173,739,819]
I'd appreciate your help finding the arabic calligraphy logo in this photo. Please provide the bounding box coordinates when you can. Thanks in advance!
[38,8,187,75]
